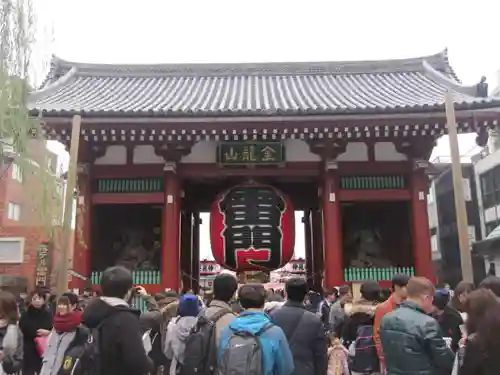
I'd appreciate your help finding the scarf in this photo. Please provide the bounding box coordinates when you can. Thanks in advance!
[53,311,82,333]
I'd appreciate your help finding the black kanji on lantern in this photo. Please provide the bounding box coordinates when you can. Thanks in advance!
[219,186,286,269]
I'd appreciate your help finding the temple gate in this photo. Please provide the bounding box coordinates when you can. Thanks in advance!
[28,51,500,292]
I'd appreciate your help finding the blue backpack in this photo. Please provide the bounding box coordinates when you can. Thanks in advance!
[348,324,379,373]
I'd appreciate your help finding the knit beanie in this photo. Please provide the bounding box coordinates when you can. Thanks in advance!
[433,289,450,310]
[178,294,200,317]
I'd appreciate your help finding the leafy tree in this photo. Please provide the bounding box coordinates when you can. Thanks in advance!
[0,0,61,236]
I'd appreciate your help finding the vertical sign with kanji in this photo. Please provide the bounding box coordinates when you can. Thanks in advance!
[35,243,51,286]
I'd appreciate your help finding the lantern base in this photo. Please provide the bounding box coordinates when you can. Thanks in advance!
[237,270,270,284]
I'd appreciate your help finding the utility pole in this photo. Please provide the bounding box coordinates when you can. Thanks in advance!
[445,91,473,283]
[56,115,81,295]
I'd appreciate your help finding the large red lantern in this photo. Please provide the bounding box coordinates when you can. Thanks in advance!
[210,184,295,272]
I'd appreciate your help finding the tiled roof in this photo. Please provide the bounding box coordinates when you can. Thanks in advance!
[29,50,500,118]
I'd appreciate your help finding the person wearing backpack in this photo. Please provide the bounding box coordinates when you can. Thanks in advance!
[82,266,153,375]
[180,274,238,375]
[270,278,327,375]
[40,294,88,375]
[164,294,201,375]
[179,274,238,375]
[340,281,380,375]
[203,274,238,347]
[217,283,294,375]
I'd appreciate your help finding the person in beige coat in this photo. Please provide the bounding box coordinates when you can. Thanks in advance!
[202,274,239,346]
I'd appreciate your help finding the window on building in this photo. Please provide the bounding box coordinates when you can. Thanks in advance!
[427,184,435,204]
[7,202,21,221]
[11,163,22,182]
[463,178,471,201]
[480,167,500,210]
[0,238,24,263]
[486,219,500,237]
[430,234,439,252]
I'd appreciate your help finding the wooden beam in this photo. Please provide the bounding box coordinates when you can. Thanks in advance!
[91,193,164,205]
[339,189,411,201]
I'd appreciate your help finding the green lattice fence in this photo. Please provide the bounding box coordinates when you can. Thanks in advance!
[340,175,406,190]
[90,270,161,312]
[90,270,161,285]
[130,296,148,312]
[344,267,415,282]
[95,178,163,193]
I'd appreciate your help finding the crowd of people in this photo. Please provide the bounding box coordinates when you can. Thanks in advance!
[1,267,500,375]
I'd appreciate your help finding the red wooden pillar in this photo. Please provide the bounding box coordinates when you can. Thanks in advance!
[162,168,181,291]
[411,168,435,282]
[322,166,343,289]
[70,163,92,292]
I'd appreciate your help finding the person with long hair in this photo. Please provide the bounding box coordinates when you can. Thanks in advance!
[19,289,53,375]
[0,290,23,374]
[459,288,500,375]
[450,281,474,314]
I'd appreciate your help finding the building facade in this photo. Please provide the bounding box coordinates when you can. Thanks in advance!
[472,135,500,274]
[0,139,62,290]
[28,51,500,292]
[427,161,483,285]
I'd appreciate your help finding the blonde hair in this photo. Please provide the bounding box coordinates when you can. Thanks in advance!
[406,277,435,298]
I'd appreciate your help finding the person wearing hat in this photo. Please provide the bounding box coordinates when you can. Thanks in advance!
[373,273,409,373]
[431,289,463,353]
[164,294,200,375]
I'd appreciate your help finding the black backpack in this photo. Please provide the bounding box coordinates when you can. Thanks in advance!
[349,324,380,374]
[57,322,106,375]
[180,308,233,375]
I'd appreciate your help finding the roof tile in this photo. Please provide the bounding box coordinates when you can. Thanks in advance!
[29,51,500,117]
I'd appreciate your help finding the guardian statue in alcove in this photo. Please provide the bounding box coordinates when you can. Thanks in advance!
[116,229,148,270]
[347,226,393,268]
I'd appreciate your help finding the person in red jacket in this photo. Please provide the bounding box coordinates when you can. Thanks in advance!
[373,274,409,374]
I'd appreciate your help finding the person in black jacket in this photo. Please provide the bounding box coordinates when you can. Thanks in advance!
[340,281,379,347]
[271,277,327,375]
[82,266,153,375]
[19,289,53,375]
[431,289,463,353]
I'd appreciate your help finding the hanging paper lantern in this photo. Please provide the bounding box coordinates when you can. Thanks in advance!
[210,184,295,272]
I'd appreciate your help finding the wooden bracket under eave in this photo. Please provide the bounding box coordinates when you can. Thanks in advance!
[306,139,348,160]
[153,141,195,163]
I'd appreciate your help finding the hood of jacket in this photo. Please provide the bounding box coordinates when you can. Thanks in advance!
[345,299,378,316]
[228,311,271,334]
[82,297,140,329]
[171,316,197,342]
[264,301,284,314]
[168,316,198,364]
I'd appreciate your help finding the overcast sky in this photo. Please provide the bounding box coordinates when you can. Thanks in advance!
[35,0,500,260]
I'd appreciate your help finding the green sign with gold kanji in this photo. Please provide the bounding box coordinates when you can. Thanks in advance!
[217,142,284,165]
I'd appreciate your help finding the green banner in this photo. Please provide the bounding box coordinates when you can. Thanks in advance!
[217,142,284,165]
